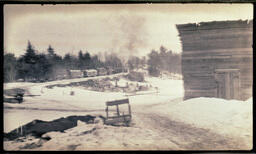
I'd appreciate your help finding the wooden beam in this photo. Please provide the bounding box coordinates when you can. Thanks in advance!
[106,107,108,119]
[106,98,129,106]
[116,105,120,116]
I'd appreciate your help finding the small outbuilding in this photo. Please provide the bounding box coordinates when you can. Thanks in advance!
[176,20,253,101]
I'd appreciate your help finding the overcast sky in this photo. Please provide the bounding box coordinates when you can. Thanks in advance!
[4,4,253,58]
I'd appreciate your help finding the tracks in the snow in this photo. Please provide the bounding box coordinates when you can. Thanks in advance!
[132,97,248,150]
[135,112,248,150]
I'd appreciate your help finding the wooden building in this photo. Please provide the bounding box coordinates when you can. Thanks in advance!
[176,20,253,101]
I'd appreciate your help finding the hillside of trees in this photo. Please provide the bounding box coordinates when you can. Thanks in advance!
[147,46,181,76]
[4,41,181,82]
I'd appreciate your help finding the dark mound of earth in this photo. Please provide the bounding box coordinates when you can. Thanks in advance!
[4,115,100,141]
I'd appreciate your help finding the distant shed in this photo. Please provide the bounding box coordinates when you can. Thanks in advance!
[176,20,253,101]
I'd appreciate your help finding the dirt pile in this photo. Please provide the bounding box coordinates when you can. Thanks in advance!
[46,79,115,92]
[45,77,152,93]
[4,115,98,141]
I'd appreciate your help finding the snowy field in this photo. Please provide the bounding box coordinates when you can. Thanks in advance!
[3,75,253,150]
[4,75,183,132]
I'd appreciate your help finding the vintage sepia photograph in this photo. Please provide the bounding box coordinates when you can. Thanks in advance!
[3,3,253,150]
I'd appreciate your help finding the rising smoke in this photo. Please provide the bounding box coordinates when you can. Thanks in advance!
[108,13,149,61]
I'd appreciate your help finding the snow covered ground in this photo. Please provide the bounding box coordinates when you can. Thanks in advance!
[142,97,253,149]
[3,75,253,150]
[4,76,183,132]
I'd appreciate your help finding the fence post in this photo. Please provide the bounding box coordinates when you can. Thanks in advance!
[128,104,131,117]
[116,105,120,116]
[106,107,108,118]
[21,125,23,136]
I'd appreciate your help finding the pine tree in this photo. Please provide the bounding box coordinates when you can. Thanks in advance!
[78,50,83,60]
[34,53,51,80]
[47,45,54,56]
[84,52,91,69]
[78,50,84,69]
[46,45,57,78]
[24,41,37,64]
[22,41,38,80]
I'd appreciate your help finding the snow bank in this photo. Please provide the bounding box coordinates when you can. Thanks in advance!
[149,97,253,148]
[4,82,36,90]
[4,120,179,151]
[145,77,183,97]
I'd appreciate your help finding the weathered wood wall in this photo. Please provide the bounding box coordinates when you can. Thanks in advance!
[176,20,253,101]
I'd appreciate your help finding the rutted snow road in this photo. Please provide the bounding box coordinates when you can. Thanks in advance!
[133,111,248,150]
[5,97,250,150]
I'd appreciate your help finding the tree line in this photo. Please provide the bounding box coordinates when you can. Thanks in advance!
[147,46,181,76]
[4,41,181,82]
[4,41,123,82]
[127,46,181,76]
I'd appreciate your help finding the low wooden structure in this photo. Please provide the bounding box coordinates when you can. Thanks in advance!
[105,98,132,126]
[97,68,107,76]
[54,69,68,80]
[4,88,25,103]
[176,20,253,101]
[83,69,98,77]
[68,70,84,78]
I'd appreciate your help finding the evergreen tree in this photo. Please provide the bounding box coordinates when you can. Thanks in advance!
[47,45,55,57]
[34,53,51,80]
[16,56,27,80]
[78,50,83,60]
[24,41,37,64]
[63,53,72,69]
[21,41,38,80]
[46,45,63,78]
[78,50,85,69]
[84,52,91,69]
[91,55,103,69]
